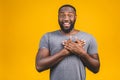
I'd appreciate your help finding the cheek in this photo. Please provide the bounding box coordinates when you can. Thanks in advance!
[59,18,63,22]
[72,17,75,20]
[59,18,62,22]
[71,16,76,22]
[71,18,76,23]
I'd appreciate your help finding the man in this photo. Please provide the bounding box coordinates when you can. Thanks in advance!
[36,4,100,80]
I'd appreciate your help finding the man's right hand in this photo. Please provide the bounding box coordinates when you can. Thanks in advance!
[61,48,70,56]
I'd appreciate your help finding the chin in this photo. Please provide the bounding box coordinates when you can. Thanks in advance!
[59,23,74,33]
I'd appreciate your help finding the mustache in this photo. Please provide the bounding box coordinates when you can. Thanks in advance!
[59,20,73,25]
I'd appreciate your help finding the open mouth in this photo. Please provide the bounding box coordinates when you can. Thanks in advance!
[63,22,70,27]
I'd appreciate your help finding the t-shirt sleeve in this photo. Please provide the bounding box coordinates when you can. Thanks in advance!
[39,33,49,49]
[87,35,98,55]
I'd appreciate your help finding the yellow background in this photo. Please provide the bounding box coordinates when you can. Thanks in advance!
[0,0,120,80]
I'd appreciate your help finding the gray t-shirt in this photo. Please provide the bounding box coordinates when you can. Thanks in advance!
[39,30,98,80]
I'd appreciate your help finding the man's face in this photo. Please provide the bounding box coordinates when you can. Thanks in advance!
[58,7,76,33]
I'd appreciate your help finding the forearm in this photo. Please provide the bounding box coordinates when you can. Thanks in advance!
[79,53,100,73]
[62,38,100,73]
[36,49,68,72]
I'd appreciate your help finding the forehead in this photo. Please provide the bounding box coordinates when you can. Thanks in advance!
[59,7,75,13]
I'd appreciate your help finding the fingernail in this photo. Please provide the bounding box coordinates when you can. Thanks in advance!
[69,36,72,39]
[75,36,78,39]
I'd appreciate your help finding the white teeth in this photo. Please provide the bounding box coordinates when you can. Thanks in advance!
[64,23,69,25]
[63,22,70,26]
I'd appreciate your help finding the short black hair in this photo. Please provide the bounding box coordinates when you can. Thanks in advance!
[58,4,76,14]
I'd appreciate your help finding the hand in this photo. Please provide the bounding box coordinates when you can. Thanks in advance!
[61,48,70,56]
[62,37,86,56]
[74,37,86,47]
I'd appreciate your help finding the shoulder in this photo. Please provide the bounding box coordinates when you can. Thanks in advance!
[44,30,59,35]
[79,31,95,39]
[77,31,97,45]
[45,30,60,37]
[41,30,60,38]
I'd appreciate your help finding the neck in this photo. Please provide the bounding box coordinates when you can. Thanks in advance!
[60,29,79,36]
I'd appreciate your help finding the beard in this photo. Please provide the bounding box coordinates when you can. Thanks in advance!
[59,20,76,33]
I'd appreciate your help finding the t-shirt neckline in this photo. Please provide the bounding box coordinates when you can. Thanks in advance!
[57,30,81,37]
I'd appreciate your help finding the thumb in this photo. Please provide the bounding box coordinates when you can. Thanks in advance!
[69,36,72,40]
[75,36,80,43]
[68,36,72,42]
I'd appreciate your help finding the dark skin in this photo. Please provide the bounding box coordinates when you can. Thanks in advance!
[36,47,70,72]
[63,38,100,73]
[36,6,100,73]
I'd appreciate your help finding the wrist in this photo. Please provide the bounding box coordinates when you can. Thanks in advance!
[77,50,87,57]
[61,48,69,56]
[80,52,89,59]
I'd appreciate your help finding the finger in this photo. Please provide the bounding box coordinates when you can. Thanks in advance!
[81,43,85,47]
[69,36,72,40]
[75,39,85,45]
[69,41,76,46]
[65,43,72,47]
[80,39,86,43]
[67,36,72,42]
[64,40,67,42]
[65,41,75,48]
[76,41,85,47]
[79,40,86,45]
[81,42,86,47]
[78,43,82,47]
[64,45,72,51]
[62,40,66,45]
[63,40,68,43]
[62,41,65,45]
[80,41,85,44]
[75,37,80,43]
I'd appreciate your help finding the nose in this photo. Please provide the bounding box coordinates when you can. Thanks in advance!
[64,15,69,22]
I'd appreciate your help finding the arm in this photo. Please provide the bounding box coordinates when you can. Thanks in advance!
[78,52,100,73]
[63,39,100,73]
[35,48,69,72]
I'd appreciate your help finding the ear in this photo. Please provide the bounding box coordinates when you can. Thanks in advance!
[75,15,77,20]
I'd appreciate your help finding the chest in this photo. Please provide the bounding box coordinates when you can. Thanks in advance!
[48,35,90,55]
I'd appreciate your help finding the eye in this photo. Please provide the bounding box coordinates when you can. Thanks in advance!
[59,13,74,18]
[59,14,65,18]
[68,14,74,18]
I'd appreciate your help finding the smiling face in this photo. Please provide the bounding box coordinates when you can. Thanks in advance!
[58,6,76,33]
